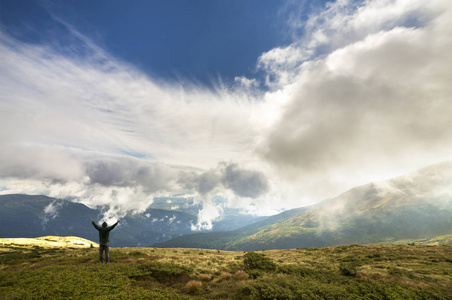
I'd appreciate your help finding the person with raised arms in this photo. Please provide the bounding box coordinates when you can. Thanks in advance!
[91,218,120,263]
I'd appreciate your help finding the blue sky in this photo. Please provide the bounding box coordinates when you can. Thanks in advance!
[1,0,307,86]
[1,0,452,228]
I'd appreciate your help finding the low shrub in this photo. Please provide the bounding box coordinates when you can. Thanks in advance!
[277,264,314,277]
[129,250,146,257]
[243,252,276,272]
[139,261,192,283]
[339,263,357,277]
[246,269,265,279]
[240,279,295,300]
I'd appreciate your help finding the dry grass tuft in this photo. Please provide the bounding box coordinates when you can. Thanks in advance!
[185,280,203,293]
[234,270,249,280]
[221,272,232,280]
[198,273,211,282]
[356,270,368,278]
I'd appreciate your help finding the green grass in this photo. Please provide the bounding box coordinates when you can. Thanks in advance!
[385,234,452,246]
[0,244,451,299]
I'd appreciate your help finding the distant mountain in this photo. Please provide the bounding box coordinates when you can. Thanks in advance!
[157,162,452,250]
[3,162,452,250]
[149,196,267,231]
[0,194,264,247]
[0,194,194,246]
[153,206,310,250]
[0,194,97,241]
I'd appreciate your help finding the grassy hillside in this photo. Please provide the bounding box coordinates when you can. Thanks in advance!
[384,234,452,246]
[159,163,452,250]
[1,239,451,299]
[155,207,310,250]
[0,236,98,248]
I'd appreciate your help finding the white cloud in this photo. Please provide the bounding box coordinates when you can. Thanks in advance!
[178,162,269,199]
[0,30,261,168]
[234,76,259,89]
[258,0,452,198]
[168,215,177,224]
[257,44,309,88]
[41,199,64,230]
[0,25,274,216]
[191,198,223,230]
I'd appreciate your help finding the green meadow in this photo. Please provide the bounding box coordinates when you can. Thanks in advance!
[1,242,451,299]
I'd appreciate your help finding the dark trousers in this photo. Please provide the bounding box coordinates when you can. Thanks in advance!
[99,244,109,263]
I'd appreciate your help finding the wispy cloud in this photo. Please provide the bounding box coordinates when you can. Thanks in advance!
[0,24,272,220]
[40,199,64,230]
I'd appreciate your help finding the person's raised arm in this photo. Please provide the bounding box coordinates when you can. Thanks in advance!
[91,219,101,230]
[107,220,120,231]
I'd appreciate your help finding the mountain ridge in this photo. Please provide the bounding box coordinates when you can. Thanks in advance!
[156,161,452,250]
[2,162,452,250]
[0,194,264,247]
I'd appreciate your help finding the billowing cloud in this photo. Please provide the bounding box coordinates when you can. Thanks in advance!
[222,163,269,198]
[178,169,221,195]
[178,162,269,198]
[84,157,175,193]
[257,0,452,198]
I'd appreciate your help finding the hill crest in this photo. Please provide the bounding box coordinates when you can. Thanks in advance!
[0,236,97,248]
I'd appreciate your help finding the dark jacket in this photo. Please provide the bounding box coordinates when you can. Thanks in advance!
[92,221,118,245]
